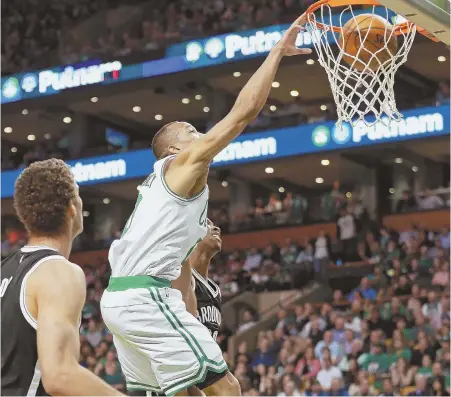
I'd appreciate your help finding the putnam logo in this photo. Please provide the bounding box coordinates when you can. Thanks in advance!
[312,126,330,147]
[213,137,277,163]
[70,159,126,183]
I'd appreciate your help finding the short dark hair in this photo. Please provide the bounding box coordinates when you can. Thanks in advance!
[151,121,180,160]
[14,159,76,236]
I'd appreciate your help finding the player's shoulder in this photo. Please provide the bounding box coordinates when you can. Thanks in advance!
[30,256,85,286]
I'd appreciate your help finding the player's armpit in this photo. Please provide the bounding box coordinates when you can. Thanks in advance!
[32,259,123,396]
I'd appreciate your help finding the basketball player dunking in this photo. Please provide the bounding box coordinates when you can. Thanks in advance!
[130,220,223,397]
[101,14,312,397]
[1,159,123,396]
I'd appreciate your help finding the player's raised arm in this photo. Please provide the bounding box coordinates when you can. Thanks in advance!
[32,259,124,396]
[171,14,311,166]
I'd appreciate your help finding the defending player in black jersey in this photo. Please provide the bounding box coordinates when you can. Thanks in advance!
[189,220,222,342]
[1,159,123,396]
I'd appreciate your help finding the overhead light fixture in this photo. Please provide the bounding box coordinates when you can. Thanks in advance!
[321,159,330,166]
[63,116,72,124]
[389,188,395,194]
[272,81,280,88]
[155,114,163,121]
[265,167,274,174]
[90,96,98,103]
[44,133,51,139]
[394,157,403,164]
[27,134,36,141]
[82,211,90,217]
[233,72,241,77]
[22,109,28,115]
[306,59,315,65]
[320,105,328,111]
[11,147,17,153]
[221,181,228,187]
[346,192,352,198]
[315,177,324,184]
[412,166,419,172]
[270,105,277,112]
[103,198,111,204]
[438,56,447,62]
[290,90,299,97]
[4,127,12,133]
[133,106,141,112]
[182,98,190,104]
[203,106,210,113]
[195,94,202,100]
[279,187,285,193]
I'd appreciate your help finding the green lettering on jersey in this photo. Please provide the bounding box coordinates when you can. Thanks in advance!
[121,174,155,237]
[121,193,143,237]
[198,201,208,227]
[182,238,202,265]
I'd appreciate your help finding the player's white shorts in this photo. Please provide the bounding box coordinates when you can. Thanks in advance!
[100,276,228,396]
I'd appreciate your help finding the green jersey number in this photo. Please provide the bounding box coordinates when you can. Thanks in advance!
[121,193,143,237]
[121,174,156,237]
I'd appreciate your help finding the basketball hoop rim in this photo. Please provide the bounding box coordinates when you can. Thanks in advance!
[305,0,434,39]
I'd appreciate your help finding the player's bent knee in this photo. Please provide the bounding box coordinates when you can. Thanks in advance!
[207,372,241,396]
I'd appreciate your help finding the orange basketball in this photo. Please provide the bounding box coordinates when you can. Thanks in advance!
[339,14,398,72]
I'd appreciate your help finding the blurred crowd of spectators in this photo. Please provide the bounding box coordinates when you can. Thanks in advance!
[396,188,450,213]
[2,0,316,74]
[2,190,449,394]
[67,222,451,395]
[208,181,369,235]
[227,224,450,396]
[2,0,107,74]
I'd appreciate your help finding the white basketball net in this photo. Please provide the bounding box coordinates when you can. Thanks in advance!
[307,5,417,127]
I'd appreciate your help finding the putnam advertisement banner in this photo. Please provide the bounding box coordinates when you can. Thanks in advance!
[1,105,448,198]
[2,9,393,104]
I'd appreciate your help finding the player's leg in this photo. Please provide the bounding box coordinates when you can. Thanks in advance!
[101,284,165,395]
[175,386,205,396]
[102,276,228,396]
[199,371,241,396]
[152,287,240,396]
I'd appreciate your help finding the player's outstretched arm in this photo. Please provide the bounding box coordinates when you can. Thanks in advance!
[32,259,124,396]
[173,14,311,167]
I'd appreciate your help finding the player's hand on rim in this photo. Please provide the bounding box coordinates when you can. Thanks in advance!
[276,13,313,56]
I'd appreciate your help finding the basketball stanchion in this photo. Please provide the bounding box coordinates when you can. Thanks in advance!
[305,0,427,127]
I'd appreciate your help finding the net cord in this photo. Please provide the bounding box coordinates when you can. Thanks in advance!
[307,4,417,127]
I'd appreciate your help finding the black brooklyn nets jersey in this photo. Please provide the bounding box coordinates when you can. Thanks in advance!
[193,269,222,341]
[1,246,64,396]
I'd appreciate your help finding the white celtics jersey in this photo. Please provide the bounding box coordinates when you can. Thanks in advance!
[108,155,209,280]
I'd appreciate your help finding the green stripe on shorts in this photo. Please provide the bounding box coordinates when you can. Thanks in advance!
[165,362,229,396]
[107,275,171,291]
[148,287,227,396]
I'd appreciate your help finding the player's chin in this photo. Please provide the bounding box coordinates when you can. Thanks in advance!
[211,238,222,251]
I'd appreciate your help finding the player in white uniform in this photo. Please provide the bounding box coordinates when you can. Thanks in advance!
[101,14,312,397]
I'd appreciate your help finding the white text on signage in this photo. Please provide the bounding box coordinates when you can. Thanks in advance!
[71,159,126,183]
[214,137,277,163]
[353,113,444,142]
[39,61,122,93]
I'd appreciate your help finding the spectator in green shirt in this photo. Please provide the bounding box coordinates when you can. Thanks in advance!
[361,344,393,375]
[417,355,433,377]
[385,241,401,262]
[419,246,433,269]
[390,338,412,363]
